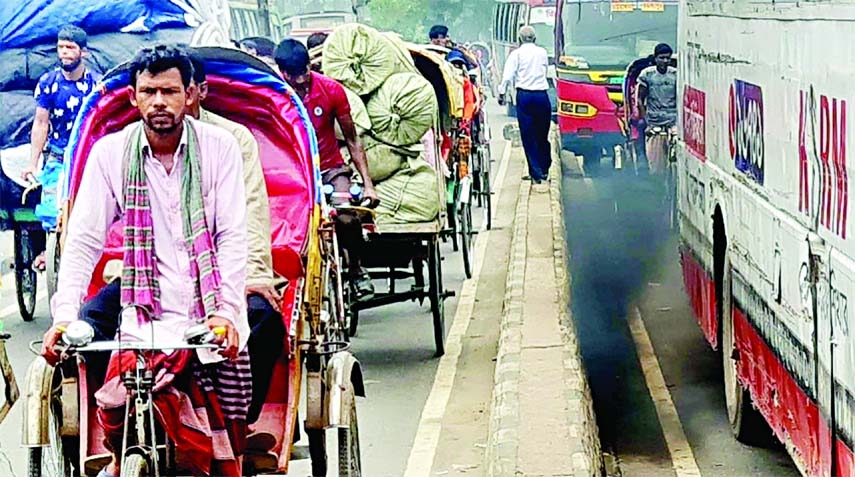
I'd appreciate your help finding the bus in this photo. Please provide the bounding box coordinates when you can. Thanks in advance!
[679,1,855,475]
[554,0,677,169]
[491,0,559,117]
[229,0,276,41]
[274,0,367,44]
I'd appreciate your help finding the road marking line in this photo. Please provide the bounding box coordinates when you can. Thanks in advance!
[0,272,48,319]
[629,306,702,477]
[403,139,512,477]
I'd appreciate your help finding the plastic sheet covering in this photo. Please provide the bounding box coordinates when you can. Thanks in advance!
[374,156,441,224]
[0,0,192,49]
[0,28,195,93]
[323,23,414,96]
[0,91,36,149]
[63,47,319,297]
[366,73,438,147]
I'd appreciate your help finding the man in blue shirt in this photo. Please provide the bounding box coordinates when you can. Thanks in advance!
[24,25,100,269]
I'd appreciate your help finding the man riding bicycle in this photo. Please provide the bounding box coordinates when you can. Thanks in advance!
[637,43,677,174]
[25,25,100,270]
[274,39,379,299]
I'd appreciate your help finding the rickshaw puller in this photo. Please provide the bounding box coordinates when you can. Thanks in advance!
[275,39,379,299]
[41,45,251,477]
[25,25,101,271]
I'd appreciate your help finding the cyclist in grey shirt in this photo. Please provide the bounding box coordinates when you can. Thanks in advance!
[638,43,677,173]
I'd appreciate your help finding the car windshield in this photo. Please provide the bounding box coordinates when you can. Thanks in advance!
[561,1,677,68]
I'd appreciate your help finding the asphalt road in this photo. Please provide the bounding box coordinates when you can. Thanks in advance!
[0,104,512,477]
[561,158,800,476]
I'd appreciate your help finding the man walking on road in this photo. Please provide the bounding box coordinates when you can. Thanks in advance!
[498,25,551,184]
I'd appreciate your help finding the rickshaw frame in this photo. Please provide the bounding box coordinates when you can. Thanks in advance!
[21,47,366,477]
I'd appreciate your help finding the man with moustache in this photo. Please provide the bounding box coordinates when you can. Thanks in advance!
[41,45,251,477]
[24,25,100,270]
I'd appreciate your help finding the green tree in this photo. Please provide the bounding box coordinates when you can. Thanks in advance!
[369,0,493,43]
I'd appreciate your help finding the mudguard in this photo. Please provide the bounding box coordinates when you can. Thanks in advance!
[21,357,55,447]
[326,351,366,428]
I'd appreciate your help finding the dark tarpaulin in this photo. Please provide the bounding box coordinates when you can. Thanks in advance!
[0,0,189,49]
[0,91,37,149]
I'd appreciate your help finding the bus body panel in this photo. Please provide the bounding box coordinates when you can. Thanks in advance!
[678,2,855,475]
[555,76,622,152]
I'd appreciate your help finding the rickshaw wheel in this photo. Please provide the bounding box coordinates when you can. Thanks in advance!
[428,238,446,357]
[480,147,493,231]
[446,202,459,252]
[27,388,76,477]
[46,232,60,309]
[14,227,38,322]
[459,202,474,279]
[337,383,362,476]
[120,454,148,477]
[307,428,328,476]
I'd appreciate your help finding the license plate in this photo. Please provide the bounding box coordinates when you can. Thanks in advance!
[641,2,665,11]
[610,2,635,12]
[608,76,625,85]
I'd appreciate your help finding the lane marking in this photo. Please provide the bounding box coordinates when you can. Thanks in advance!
[0,272,48,319]
[629,306,702,477]
[403,138,512,477]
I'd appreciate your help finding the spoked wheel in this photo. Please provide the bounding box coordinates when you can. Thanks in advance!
[46,232,60,309]
[480,147,493,230]
[120,454,149,477]
[337,383,362,476]
[458,201,475,279]
[446,200,459,252]
[325,243,351,343]
[14,227,38,322]
[308,428,328,477]
[427,238,446,357]
[28,376,76,477]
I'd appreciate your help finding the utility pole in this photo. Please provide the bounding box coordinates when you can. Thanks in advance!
[257,0,271,37]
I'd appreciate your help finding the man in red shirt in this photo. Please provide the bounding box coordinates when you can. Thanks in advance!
[274,39,378,298]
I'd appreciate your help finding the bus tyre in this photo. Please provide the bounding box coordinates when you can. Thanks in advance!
[721,258,768,446]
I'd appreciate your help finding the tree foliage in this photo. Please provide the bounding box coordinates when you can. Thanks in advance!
[368,0,493,43]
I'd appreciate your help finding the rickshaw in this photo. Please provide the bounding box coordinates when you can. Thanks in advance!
[22,47,365,477]
[618,53,678,175]
[0,149,46,322]
[420,44,478,279]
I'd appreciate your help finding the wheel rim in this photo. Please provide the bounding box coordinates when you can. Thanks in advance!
[42,396,66,477]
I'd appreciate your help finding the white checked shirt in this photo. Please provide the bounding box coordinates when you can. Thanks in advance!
[499,42,550,93]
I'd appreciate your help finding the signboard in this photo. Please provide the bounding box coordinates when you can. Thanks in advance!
[729,79,765,185]
[530,6,556,25]
[683,86,706,161]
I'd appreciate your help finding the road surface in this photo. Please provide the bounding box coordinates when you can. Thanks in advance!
[561,157,800,476]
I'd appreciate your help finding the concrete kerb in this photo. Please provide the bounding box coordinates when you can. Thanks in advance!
[485,127,603,476]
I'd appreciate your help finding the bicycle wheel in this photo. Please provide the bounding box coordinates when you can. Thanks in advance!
[46,232,60,309]
[337,383,362,477]
[120,454,149,477]
[14,227,37,322]
[428,238,446,357]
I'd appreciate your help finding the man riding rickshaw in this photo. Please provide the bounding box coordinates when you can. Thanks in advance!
[26,44,365,477]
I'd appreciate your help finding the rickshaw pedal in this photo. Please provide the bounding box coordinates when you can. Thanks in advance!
[443,290,456,299]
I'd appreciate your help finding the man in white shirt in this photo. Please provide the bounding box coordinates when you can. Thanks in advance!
[498,25,552,183]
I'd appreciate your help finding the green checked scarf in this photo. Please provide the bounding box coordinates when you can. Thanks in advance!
[121,120,222,323]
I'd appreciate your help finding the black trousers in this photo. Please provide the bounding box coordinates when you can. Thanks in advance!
[516,89,553,181]
[79,281,285,424]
